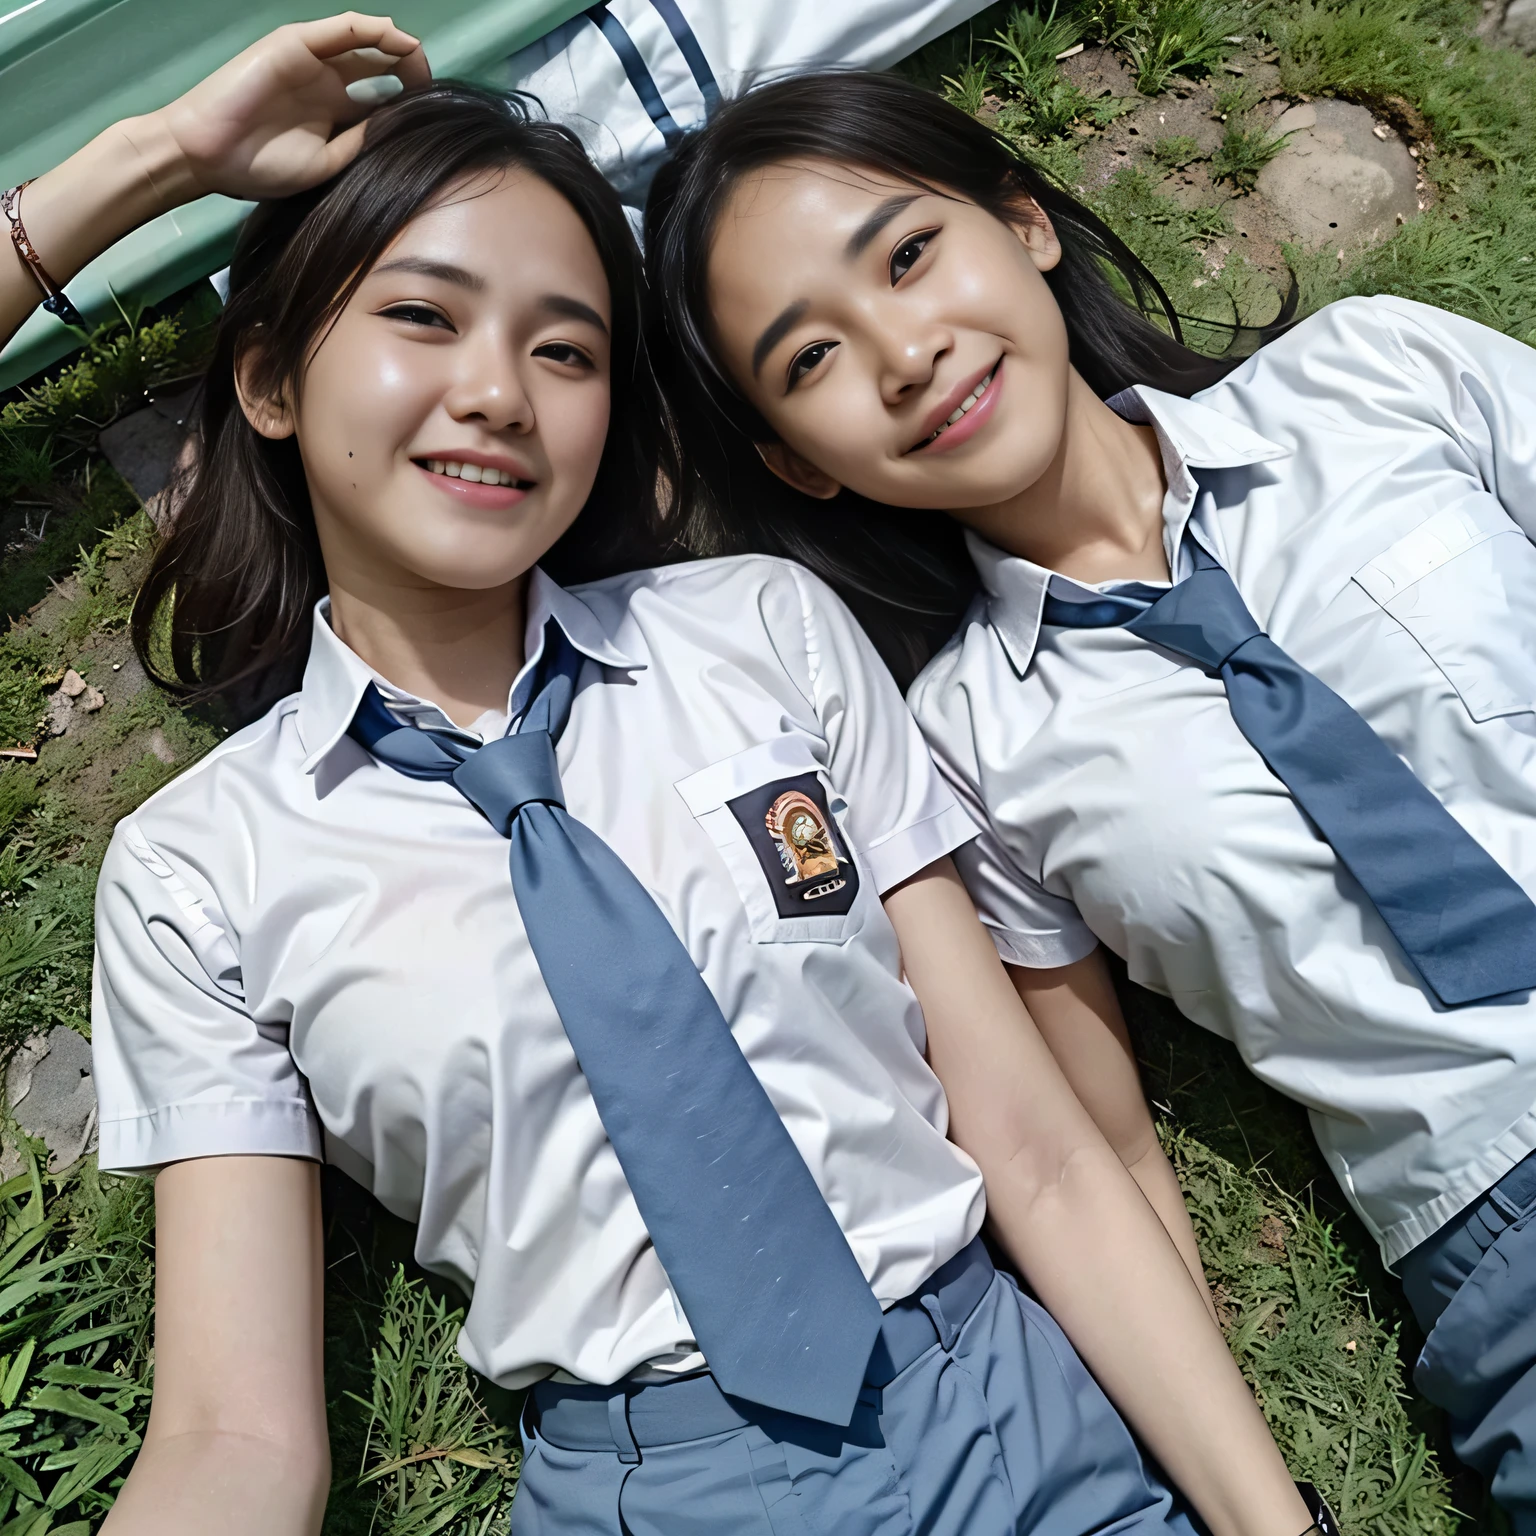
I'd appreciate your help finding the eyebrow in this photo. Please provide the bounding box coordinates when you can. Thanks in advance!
[749,193,925,377]
[751,299,808,378]
[843,193,922,260]
[537,294,609,334]
[371,256,485,290]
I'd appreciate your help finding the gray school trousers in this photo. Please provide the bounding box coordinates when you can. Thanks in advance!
[511,1238,1199,1535]
[1401,1148,1536,1535]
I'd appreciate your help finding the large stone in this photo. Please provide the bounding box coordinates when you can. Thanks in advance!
[1500,0,1536,51]
[1255,100,1420,249]
[6,1026,97,1173]
[96,382,199,504]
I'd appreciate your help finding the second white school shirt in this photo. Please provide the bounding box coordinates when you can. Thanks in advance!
[91,555,983,1389]
[908,295,1536,1268]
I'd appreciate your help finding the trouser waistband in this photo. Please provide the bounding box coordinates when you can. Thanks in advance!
[531,1235,995,1453]
[1400,1146,1536,1330]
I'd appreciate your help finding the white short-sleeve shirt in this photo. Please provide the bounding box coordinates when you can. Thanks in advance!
[92,555,982,1389]
[908,296,1536,1267]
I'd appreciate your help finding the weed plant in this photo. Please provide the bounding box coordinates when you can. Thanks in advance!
[1168,1132,1457,1534]
[0,1145,155,1531]
[1154,133,1204,167]
[1212,121,1291,188]
[350,1269,519,1535]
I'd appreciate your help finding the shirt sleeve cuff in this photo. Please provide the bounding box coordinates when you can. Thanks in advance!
[864,803,980,894]
[986,919,1100,970]
[97,1099,323,1176]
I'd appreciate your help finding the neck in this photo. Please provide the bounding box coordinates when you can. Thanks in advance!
[961,369,1171,584]
[327,567,529,731]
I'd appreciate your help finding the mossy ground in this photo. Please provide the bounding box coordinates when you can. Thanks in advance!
[2,0,1534,1526]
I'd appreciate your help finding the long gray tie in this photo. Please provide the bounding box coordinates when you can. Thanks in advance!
[348,625,883,1425]
[1043,542,1536,1008]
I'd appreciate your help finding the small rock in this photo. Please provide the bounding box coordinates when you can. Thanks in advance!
[80,685,105,713]
[147,729,177,765]
[1258,1214,1288,1254]
[44,691,73,738]
[59,668,86,698]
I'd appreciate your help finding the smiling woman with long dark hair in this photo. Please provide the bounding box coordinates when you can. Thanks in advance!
[645,66,1536,1530]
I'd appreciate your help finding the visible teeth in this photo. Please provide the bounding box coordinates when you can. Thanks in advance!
[425,459,517,485]
[928,368,996,444]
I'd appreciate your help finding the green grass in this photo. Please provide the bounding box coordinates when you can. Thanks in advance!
[1169,1132,1458,1535]
[1154,132,1205,166]
[1212,120,1292,188]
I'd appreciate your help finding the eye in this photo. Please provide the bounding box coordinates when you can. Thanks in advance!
[379,302,453,331]
[889,230,936,284]
[787,340,837,389]
[533,341,596,369]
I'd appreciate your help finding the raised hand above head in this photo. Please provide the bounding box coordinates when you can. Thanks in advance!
[1,13,430,350]
[151,12,432,204]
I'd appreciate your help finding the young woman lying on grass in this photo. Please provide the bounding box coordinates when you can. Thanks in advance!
[644,67,1536,1531]
[2,19,1321,1535]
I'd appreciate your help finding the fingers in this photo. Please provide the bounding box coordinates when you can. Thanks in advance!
[287,13,422,64]
[333,44,431,91]
[318,119,371,180]
[327,46,409,85]
[391,41,433,90]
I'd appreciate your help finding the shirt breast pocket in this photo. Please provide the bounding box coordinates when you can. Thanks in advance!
[674,738,864,945]
[1352,493,1536,722]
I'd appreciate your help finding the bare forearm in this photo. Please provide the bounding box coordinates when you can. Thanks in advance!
[1127,1142,1219,1325]
[2,115,192,349]
[980,1140,1298,1536]
[1009,956,1217,1323]
[886,865,1306,1536]
[102,1428,329,1536]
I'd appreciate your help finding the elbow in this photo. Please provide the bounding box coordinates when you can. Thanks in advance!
[966,1119,1109,1219]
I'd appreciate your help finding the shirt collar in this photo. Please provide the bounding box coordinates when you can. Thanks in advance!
[970,386,1291,674]
[295,566,642,774]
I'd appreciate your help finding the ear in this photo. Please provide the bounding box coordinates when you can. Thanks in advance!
[755,440,843,501]
[1007,196,1063,275]
[234,339,297,441]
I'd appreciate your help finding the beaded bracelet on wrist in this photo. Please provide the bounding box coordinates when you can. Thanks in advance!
[2,181,86,329]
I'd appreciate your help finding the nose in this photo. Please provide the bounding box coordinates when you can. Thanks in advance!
[443,325,534,435]
[875,311,953,407]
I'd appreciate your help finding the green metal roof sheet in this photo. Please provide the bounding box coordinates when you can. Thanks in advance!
[0,0,587,390]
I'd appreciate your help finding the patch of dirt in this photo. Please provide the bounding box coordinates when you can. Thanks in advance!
[1058,44,1428,290]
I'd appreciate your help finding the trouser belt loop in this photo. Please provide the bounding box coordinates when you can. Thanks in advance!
[608,1390,640,1465]
[919,1291,960,1353]
[1488,1147,1536,1225]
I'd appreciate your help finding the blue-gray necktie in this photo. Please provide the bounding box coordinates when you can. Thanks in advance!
[348,625,882,1425]
[1042,542,1536,1008]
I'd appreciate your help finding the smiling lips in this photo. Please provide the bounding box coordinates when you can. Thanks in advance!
[909,361,1002,454]
[414,455,534,507]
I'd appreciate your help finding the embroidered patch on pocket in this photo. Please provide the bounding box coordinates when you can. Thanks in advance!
[727,772,860,920]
